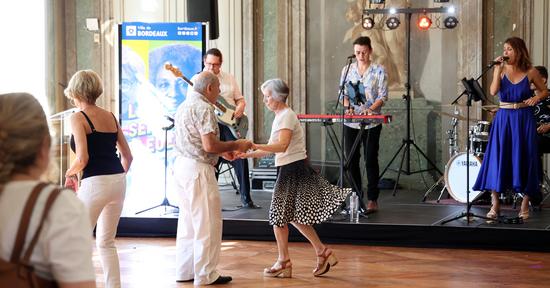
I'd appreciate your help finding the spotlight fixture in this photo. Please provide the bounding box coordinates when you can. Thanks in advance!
[417,15,432,30]
[370,0,385,4]
[386,16,400,30]
[447,6,456,14]
[362,15,375,30]
[443,16,459,29]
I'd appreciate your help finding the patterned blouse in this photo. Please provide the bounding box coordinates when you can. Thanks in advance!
[339,62,388,129]
[174,90,220,165]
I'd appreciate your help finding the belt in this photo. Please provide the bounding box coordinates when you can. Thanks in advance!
[499,101,529,109]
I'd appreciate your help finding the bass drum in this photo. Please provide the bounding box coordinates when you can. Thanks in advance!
[444,152,484,203]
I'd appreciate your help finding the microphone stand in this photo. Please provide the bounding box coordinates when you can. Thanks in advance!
[335,56,368,215]
[136,116,179,215]
[451,63,496,105]
[441,64,497,225]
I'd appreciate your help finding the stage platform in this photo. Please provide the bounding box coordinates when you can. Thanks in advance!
[118,183,550,252]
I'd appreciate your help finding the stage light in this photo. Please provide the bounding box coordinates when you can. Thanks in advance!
[386,16,400,30]
[417,15,432,30]
[443,16,458,29]
[447,6,456,14]
[433,0,449,2]
[370,0,385,4]
[362,15,375,30]
[389,8,397,14]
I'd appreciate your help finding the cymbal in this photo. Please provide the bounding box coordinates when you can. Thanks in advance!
[433,110,482,122]
[439,104,470,107]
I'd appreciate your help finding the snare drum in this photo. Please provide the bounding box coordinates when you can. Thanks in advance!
[444,152,484,203]
[471,121,491,141]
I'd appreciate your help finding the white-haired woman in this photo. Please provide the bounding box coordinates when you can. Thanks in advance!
[239,79,349,278]
[64,70,133,288]
[0,92,96,287]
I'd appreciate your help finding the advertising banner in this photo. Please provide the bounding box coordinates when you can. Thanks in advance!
[119,22,203,217]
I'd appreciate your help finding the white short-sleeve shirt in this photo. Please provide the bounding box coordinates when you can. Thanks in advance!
[0,180,95,283]
[268,108,307,166]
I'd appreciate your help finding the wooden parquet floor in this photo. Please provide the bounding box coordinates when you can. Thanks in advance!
[93,237,550,287]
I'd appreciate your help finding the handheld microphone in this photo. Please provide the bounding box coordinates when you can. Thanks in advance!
[347,54,356,59]
[489,56,509,66]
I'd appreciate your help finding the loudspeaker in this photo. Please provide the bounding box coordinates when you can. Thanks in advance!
[250,168,278,191]
[187,0,219,40]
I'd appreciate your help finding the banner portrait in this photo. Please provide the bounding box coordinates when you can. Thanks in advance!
[119,22,204,217]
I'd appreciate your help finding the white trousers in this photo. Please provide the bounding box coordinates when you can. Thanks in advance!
[174,157,222,285]
[78,173,126,288]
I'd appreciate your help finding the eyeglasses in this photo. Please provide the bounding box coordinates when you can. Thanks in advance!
[205,62,221,67]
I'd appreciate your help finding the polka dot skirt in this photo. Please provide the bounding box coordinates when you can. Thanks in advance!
[269,159,351,227]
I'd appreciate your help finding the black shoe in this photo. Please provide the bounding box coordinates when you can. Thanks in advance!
[176,278,193,283]
[211,275,232,285]
[240,202,262,209]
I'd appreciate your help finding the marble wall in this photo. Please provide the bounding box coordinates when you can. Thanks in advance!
[47,0,550,188]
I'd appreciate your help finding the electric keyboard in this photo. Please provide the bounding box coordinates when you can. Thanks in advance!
[297,114,392,124]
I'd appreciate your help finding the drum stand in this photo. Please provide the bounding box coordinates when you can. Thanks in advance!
[422,176,447,203]
[540,171,550,205]
[422,117,458,202]
[441,77,494,225]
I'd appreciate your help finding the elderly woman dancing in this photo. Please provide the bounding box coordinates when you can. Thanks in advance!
[239,78,349,278]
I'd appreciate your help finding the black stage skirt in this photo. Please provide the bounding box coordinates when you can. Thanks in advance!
[269,159,351,227]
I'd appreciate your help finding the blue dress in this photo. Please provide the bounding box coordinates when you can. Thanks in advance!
[473,74,540,197]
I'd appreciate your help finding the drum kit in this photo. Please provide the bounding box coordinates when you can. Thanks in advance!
[423,109,491,203]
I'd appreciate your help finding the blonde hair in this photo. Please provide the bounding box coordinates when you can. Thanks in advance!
[0,93,49,190]
[64,69,104,104]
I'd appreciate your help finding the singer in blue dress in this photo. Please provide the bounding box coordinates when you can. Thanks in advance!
[473,37,548,220]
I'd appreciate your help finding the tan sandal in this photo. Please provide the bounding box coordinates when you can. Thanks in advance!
[519,197,530,219]
[518,210,529,219]
[313,248,338,277]
[486,198,501,220]
[263,259,292,278]
[486,207,500,219]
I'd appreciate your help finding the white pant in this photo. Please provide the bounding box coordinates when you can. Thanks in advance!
[78,173,126,288]
[174,157,222,285]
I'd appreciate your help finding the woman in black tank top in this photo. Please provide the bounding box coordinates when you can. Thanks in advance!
[64,70,133,288]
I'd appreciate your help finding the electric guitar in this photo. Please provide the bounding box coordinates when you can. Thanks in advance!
[164,63,249,139]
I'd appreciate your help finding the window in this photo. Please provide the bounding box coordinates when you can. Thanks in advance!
[0,1,47,113]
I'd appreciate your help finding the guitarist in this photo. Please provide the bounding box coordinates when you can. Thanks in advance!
[189,48,261,209]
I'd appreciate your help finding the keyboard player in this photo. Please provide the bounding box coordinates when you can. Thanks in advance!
[339,36,388,214]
